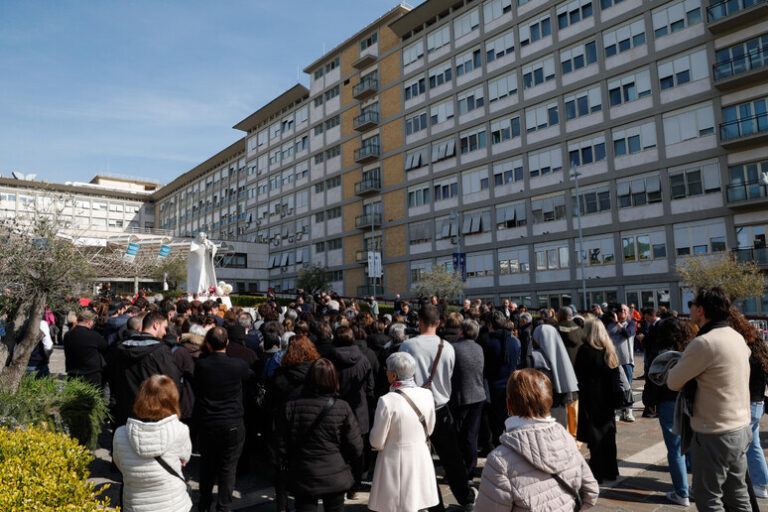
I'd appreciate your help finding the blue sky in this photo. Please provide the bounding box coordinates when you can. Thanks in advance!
[0,0,421,185]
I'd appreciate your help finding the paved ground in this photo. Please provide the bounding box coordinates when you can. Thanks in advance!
[49,346,768,511]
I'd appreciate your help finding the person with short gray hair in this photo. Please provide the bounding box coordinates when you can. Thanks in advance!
[388,323,408,347]
[369,352,439,512]
[451,319,485,478]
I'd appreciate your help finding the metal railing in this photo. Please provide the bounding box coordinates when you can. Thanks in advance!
[726,181,768,202]
[733,247,768,265]
[354,144,381,162]
[353,78,379,98]
[714,47,768,80]
[707,0,767,20]
[353,111,380,129]
[355,212,382,228]
[354,178,381,195]
[720,113,768,140]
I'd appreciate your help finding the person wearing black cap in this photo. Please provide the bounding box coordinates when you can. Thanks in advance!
[226,324,258,369]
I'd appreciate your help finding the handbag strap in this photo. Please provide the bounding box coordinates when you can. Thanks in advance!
[155,456,186,483]
[424,338,445,390]
[394,389,430,442]
[550,472,583,511]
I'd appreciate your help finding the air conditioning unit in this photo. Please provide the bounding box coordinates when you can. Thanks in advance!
[296,233,303,240]
[288,236,295,243]
[287,208,294,215]
[273,239,280,246]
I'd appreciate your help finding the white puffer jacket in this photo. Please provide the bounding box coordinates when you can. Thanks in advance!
[475,417,599,512]
[113,414,192,512]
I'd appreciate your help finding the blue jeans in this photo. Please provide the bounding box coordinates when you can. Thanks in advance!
[622,364,633,390]
[748,401,768,487]
[658,400,690,498]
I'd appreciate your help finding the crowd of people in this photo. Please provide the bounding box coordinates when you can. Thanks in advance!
[39,285,768,512]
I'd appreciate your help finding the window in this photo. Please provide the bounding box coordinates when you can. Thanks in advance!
[313,123,324,136]
[608,68,652,106]
[525,101,559,133]
[406,111,428,135]
[561,41,598,73]
[313,95,324,108]
[257,129,268,147]
[491,114,521,143]
[434,177,459,201]
[281,142,294,160]
[557,0,594,29]
[432,138,456,162]
[269,148,281,165]
[658,48,708,90]
[498,247,529,274]
[613,121,656,156]
[458,86,485,114]
[487,72,518,102]
[532,194,566,222]
[281,115,294,132]
[327,238,342,250]
[408,184,431,207]
[325,145,341,159]
[483,0,513,22]
[325,115,340,130]
[405,146,430,171]
[328,269,343,281]
[324,85,340,101]
[535,244,570,269]
[429,60,453,88]
[409,221,433,245]
[295,106,308,126]
[315,211,325,222]
[519,13,552,46]
[622,231,666,261]
[466,252,495,277]
[459,127,487,154]
[523,56,556,88]
[461,210,492,234]
[577,236,615,265]
[314,68,324,80]
[427,24,451,54]
[405,76,426,100]
[565,86,602,119]
[430,99,455,125]
[496,200,527,228]
[674,220,726,256]
[295,135,308,153]
[528,146,563,177]
[454,8,480,39]
[617,175,662,207]
[568,135,606,167]
[715,35,768,80]
[326,206,341,219]
[360,32,378,50]
[663,102,715,145]
[722,97,768,140]
[404,40,425,65]
[486,30,515,62]
[573,184,610,216]
[270,121,281,140]
[326,176,341,189]
[670,161,720,198]
[600,0,624,9]
[462,168,490,193]
[603,19,646,58]
[325,56,340,73]
[652,0,701,38]
[436,216,458,239]
[456,48,482,75]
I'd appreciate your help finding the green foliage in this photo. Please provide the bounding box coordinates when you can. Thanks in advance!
[676,252,768,302]
[162,289,184,301]
[0,424,117,511]
[412,265,466,300]
[0,375,110,451]
[153,258,187,290]
[0,294,17,316]
[229,295,294,308]
[296,264,331,294]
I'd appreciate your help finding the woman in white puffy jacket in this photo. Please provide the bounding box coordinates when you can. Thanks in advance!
[113,374,192,512]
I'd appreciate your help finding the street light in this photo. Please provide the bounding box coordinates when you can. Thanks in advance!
[450,210,463,304]
[572,170,587,311]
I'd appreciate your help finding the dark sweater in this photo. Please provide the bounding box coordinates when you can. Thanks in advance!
[450,338,486,406]
[193,352,253,427]
[63,325,108,386]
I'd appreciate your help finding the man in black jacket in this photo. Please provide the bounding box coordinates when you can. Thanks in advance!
[194,326,253,512]
[63,310,108,387]
[110,311,181,427]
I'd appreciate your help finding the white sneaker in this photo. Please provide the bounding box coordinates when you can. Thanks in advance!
[666,491,690,506]
[754,485,768,499]
[622,409,635,422]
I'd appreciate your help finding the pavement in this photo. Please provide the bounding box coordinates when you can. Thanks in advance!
[48,346,768,511]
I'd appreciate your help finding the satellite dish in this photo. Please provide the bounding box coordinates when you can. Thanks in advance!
[11,171,25,180]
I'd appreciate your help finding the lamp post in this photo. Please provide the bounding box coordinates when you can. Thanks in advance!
[371,207,376,300]
[572,170,587,311]
[450,210,463,303]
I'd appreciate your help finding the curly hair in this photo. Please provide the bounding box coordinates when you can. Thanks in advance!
[281,336,320,367]
[728,306,768,374]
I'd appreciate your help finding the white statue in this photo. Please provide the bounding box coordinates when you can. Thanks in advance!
[187,232,218,294]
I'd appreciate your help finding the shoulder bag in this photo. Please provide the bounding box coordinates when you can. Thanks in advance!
[423,338,445,390]
[155,456,191,494]
[550,472,584,511]
[394,389,430,445]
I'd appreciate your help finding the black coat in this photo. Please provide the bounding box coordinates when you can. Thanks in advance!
[574,344,616,446]
[193,352,252,428]
[63,325,108,387]
[332,345,374,433]
[278,395,363,496]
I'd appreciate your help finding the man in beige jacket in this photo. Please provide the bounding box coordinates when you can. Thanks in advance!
[668,287,751,511]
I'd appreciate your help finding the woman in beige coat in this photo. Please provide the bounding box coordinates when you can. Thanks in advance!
[369,352,439,512]
[476,369,599,512]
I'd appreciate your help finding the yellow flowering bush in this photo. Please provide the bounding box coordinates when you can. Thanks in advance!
[0,425,118,511]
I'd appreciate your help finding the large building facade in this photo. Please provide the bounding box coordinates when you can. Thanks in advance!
[152,0,768,314]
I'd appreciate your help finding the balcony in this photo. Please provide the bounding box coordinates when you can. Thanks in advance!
[733,247,768,265]
[726,181,768,208]
[355,212,382,229]
[706,0,768,33]
[720,113,768,148]
[354,144,381,163]
[355,178,381,196]
[713,48,768,90]
[352,52,377,69]
[352,78,378,100]
[353,111,380,132]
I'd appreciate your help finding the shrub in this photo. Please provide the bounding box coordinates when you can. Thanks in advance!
[0,375,110,451]
[162,289,184,301]
[0,425,117,511]
[357,303,395,316]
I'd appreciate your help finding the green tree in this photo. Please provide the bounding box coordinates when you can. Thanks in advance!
[676,252,768,302]
[152,257,187,290]
[296,263,331,294]
[412,265,466,301]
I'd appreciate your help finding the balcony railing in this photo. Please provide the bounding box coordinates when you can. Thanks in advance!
[354,144,381,163]
[353,111,380,131]
[707,0,768,27]
[355,212,382,228]
[733,247,768,265]
[354,178,381,196]
[714,48,768,81]
[727,181,768,202]
[353,78,379,100]
[720,113,768,141]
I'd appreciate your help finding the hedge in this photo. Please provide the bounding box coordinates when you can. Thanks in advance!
[0,425,117,511]
[0,375,110,451]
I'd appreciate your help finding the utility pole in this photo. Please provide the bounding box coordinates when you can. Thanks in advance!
[572,170,587,311]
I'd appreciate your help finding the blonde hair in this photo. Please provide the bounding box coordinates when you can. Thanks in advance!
[583,319,619,369]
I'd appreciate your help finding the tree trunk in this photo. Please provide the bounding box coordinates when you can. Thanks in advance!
[0,293,46,392]
[1,298,29,366]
